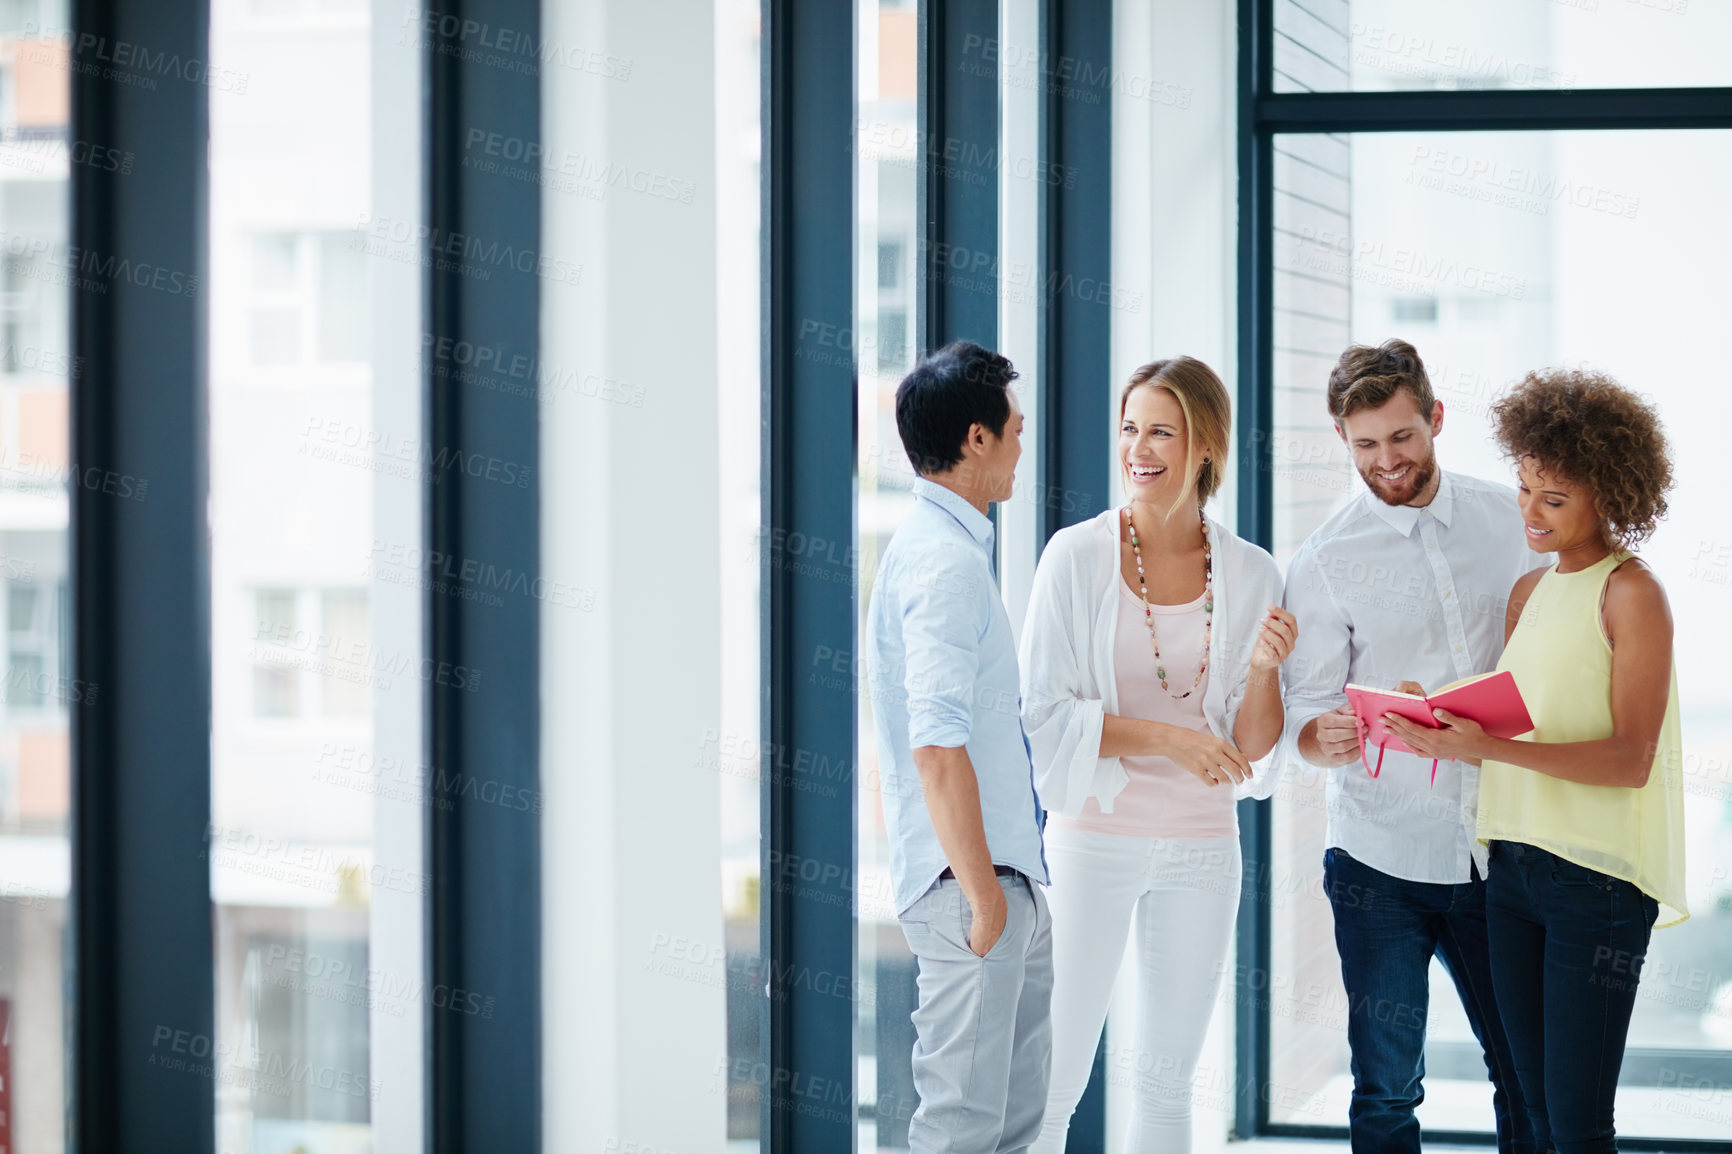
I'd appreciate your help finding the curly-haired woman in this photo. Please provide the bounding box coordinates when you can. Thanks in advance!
[1383,368,1686,1154]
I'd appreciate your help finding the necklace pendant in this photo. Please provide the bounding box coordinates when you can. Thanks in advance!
[1125,503,1216,705]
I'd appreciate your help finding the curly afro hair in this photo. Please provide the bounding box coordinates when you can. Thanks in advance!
[1490,367,1674,550]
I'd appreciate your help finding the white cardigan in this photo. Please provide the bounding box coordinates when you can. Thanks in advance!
[1019,508,1286,819]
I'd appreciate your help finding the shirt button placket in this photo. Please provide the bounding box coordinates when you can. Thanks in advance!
[1420,514,1473,682]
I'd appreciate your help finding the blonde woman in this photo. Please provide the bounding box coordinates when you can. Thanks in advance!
[1021,358,1296,1153]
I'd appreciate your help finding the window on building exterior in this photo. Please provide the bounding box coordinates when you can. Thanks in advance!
[249,231,369,368]
[249,587,371,720]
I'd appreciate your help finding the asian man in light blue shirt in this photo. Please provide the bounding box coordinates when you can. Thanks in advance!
[866,340,1050,1154]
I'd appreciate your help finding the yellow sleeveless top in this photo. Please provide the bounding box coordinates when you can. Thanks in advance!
[1476,551,1688,927]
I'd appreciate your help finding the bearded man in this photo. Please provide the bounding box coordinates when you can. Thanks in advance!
[1282,339,1545,1154]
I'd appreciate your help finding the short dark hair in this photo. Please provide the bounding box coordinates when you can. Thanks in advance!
[894,340,1018,476]
[1327,338,1437,422]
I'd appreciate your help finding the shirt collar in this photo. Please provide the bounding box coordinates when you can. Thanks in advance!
[1363,468,1455,537]
[913,476,995,555]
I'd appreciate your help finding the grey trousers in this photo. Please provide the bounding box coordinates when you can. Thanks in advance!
[899,873,1054,1154]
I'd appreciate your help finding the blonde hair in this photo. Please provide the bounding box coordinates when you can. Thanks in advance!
[1119,357,1231,513]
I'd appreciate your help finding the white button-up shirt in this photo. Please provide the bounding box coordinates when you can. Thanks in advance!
[1281,470,1545,883]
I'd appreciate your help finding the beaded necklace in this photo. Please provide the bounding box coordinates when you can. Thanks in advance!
[1123,505,1212,700]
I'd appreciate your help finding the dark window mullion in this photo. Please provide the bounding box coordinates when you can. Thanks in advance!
[761,2,856,1151]
[70,0,214,1149]
[917,0,999,355]
[424,3,542,1151]
[1039,0,1112,548]
[1256,86,1732,134]
[1235,0,1275,1141]
[1037,1,1114,1148]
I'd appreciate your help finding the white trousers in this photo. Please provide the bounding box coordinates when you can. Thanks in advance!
[1030,826,1241,1154]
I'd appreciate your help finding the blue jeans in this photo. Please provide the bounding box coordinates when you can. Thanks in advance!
[1324,847,1536,1154]
[1485,840,1659,1154]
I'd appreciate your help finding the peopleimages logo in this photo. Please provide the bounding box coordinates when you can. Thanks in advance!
[421,333,647,407]
[0,129,133,176]
[1292,226,1527,300]
[462,129,696,205]
[1350,24,1574,89]
[354,212,583,287]
[150,1026,381,1100]
[0,229,197,298]
[959,34,1193,109]
[301,416,534,489]
[23,22,250,93]
[399,7,633,80]
[1407,145,1641,220]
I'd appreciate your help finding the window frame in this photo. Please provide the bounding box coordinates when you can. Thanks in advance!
[70,0,215,1147]
[759,2,856,1148]
[422,0,544,1150]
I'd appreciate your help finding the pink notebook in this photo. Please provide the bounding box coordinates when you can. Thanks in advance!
[1345,670,1534,785]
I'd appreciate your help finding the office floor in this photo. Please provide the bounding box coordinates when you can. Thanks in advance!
[722,1075,1732,1152]
[828,1136,1486,1153]
[1247,1140,1727,1154]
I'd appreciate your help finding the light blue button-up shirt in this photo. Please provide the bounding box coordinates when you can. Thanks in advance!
[866,477,1047,916]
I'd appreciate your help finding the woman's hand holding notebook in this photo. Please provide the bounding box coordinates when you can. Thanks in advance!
[1343,671,1535,785]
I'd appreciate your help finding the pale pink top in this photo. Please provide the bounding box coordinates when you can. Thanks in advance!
[1050,577,1237,839]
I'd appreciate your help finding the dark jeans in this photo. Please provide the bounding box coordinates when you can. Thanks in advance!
[1324,847,1536,1154]
[1485,840,1659,1154]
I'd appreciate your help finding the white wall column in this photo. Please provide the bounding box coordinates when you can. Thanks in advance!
[1108,5,1240,1151]
[999,0,1042,634]
[1113,0,1239,527]
[369,1,424,1148]
[540,1,728,1151]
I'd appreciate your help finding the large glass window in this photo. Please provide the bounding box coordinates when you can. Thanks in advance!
[1267,128,1732,1142]
[1274,0,1732,93]
[0,4,72,1150]
[208,0,418,1149]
